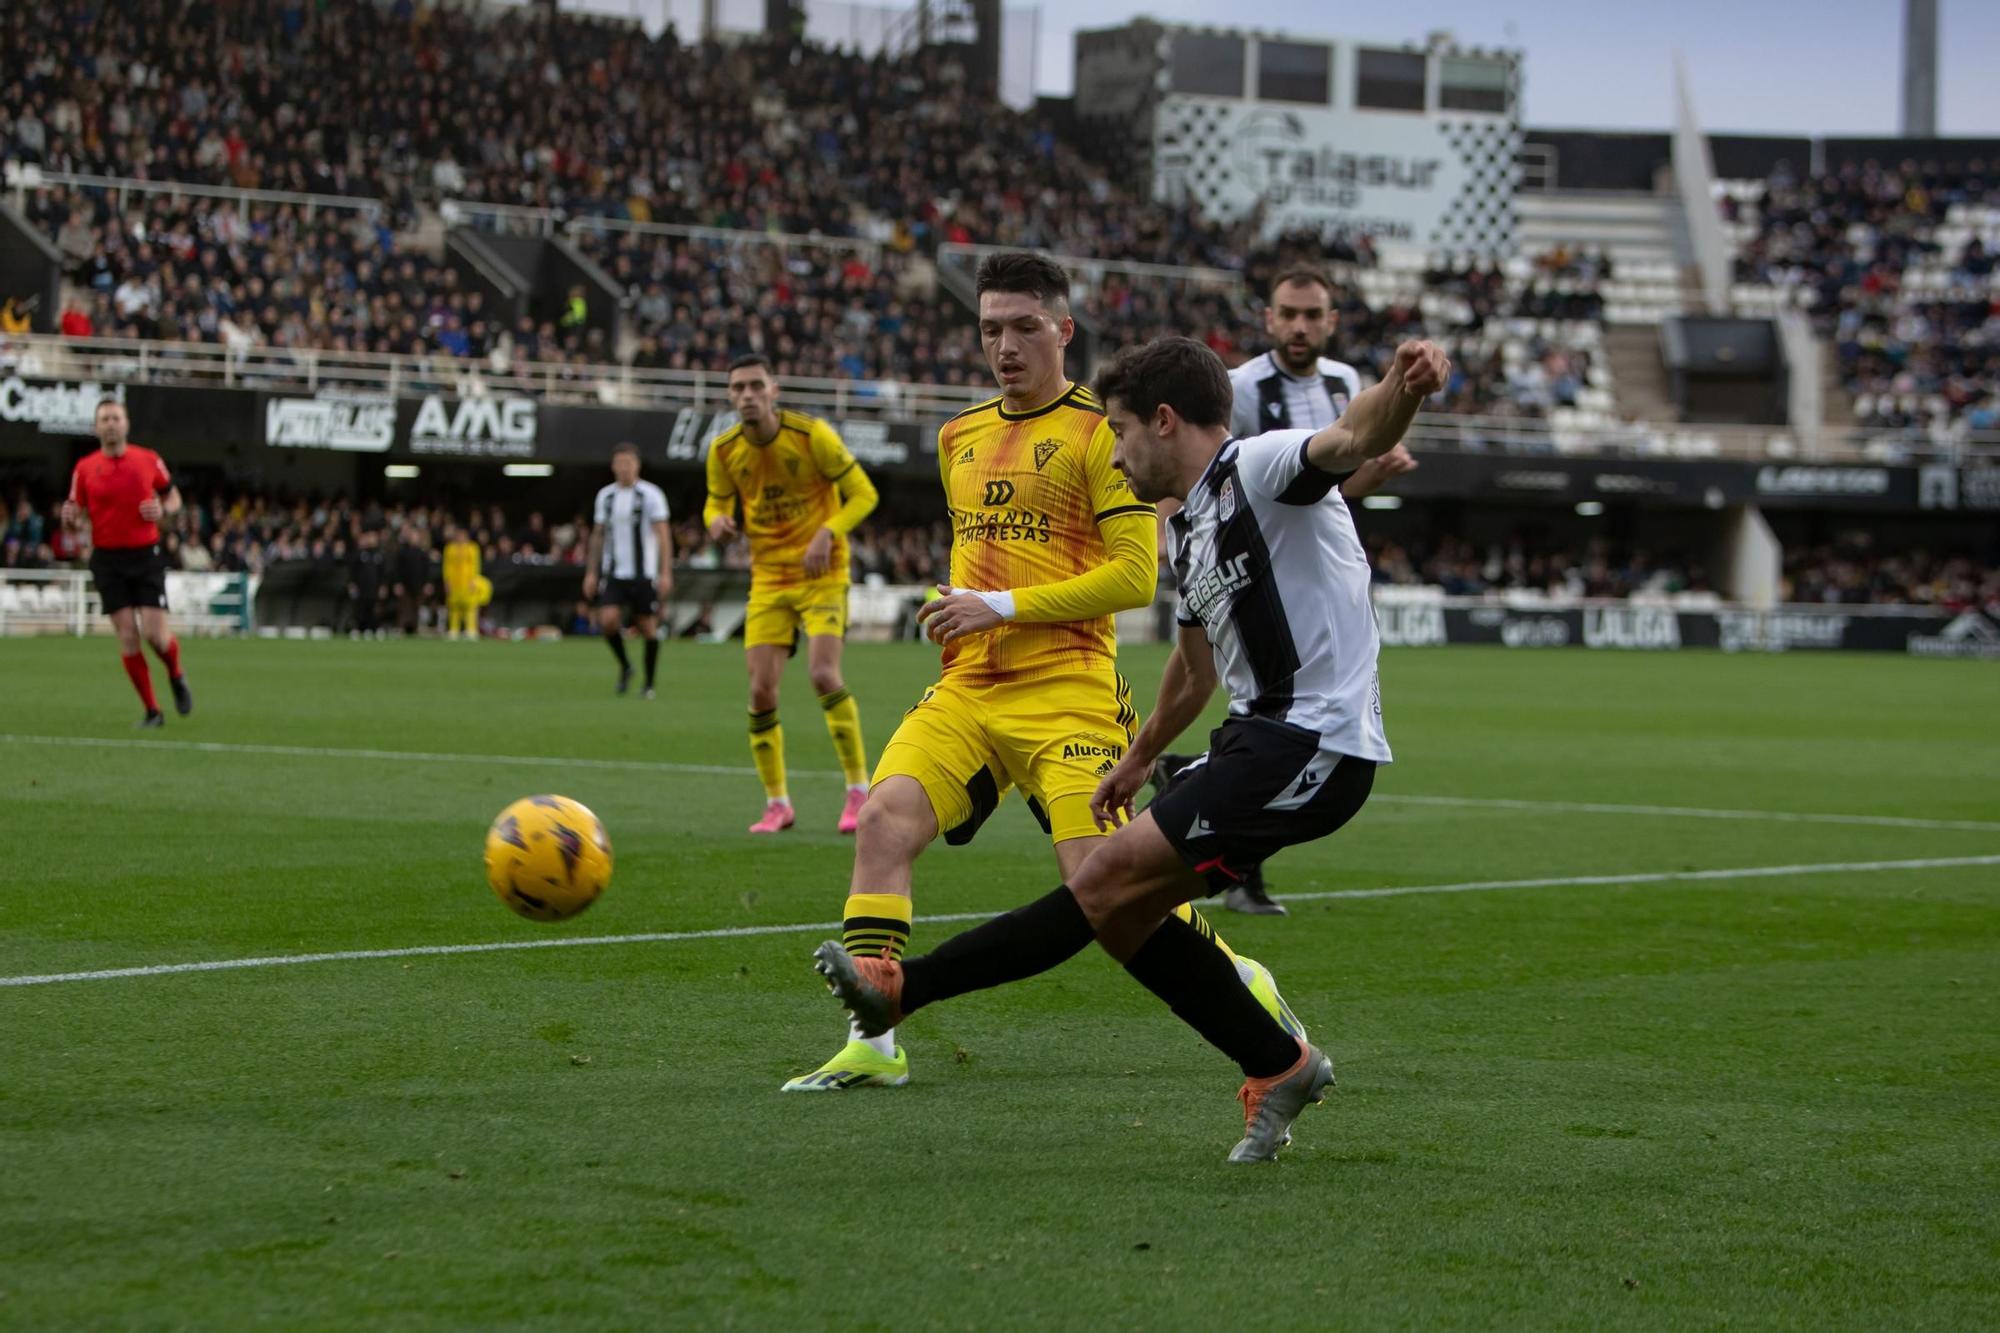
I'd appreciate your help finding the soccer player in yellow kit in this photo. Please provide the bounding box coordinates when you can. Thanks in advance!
[441,525,486,640]
[705,355,880,834]
[783,252,1303,1092]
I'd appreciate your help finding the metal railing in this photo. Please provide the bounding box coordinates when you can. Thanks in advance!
[5,165,385,221]
[9,332,1996,460]
[936,241,1243,290]
[0,333,990,420]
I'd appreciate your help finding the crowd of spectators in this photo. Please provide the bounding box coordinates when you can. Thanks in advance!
[1782,530,2000,611]
[2,3,1245,259]
[582,229,984,386]
[1726,158,2000,434]
[1079,237,1609,419]
[1,484,952,613]
[17,483,1993,614]
[1367,534,1712,600]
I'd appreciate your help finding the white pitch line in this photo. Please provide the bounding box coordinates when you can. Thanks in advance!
[1375,793,2000,835]
[3,854,1994,990]
[5,732,1998,834]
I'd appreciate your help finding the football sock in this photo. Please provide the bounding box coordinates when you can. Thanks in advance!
[899,885,1093,1016]
[1121,915,1299,1079]
[642,635,660,688]
[605,630,631,670]
[121,651,158,713]
[152,636,183,680]
[748,709,787,801]
[818,688,868,787]
[842,892,912,1056]
[1173,902,1237,962]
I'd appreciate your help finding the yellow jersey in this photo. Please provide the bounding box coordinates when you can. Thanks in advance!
[938,383,1156,684]
[704,411,878,589]
[442,539,480,591]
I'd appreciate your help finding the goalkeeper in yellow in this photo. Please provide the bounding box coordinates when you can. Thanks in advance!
[705,354,880,834]
[441,524,488,640]
[783,252,1303,1092]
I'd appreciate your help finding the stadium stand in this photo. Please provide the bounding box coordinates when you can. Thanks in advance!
[1719,159,2000,437]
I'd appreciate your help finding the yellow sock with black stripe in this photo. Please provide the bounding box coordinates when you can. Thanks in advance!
[842,892,912,962]
[748,709,787,802]
[1173,902,1239,963]
[843,892,912,1056]
[818,688,869,788]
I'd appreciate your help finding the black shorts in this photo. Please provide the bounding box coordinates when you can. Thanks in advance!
[599,577,659,617]
[1148,717,1376,893]
[90,545,168,616]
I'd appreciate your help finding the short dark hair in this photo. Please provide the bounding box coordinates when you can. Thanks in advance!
[975,251,1070,310]
[727,353,772,376]
[1093,337,1231,430]
[611,441,640,460]
[1269,267,1335,303]
[95,397,123,413]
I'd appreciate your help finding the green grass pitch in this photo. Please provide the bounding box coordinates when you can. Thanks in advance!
[1,637,1997,1329]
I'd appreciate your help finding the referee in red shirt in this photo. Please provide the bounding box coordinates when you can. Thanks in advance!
[60,398,194,727]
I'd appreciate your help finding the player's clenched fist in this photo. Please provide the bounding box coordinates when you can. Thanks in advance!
[1389,340,1450,400]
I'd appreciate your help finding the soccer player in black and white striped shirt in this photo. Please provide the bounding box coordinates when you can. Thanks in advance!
[810,334,1449,1163]
[582,444,673,697]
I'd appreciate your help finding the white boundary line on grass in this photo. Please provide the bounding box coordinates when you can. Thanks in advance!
[3,853,1994,989]
[6,733,1999,834]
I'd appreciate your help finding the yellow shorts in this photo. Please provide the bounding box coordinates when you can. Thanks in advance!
[744,577,848,649]
[872,666,1137,846]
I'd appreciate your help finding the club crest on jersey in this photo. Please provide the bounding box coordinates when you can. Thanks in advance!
[1032,439,1061,472]
[1219,478,1237,521]
[784,453,801,476]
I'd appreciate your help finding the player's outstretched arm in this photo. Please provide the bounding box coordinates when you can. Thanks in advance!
[1339,444,1420,500]
[1306,341,1448,474]
[1091,624,1218,829]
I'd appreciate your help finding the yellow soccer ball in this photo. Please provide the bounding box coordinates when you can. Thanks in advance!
[484,795,613,921]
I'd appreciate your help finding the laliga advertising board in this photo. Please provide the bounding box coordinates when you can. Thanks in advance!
[1153,97,1518,248]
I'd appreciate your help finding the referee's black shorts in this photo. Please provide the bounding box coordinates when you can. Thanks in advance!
[597,576,659,617]
[1148,716,1376,894]
[89,544,169,616]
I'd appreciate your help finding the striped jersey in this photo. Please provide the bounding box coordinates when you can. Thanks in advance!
[592,479,671,580]
[1170,430,1392,764]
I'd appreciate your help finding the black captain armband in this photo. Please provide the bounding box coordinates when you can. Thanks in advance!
[1275,437,1351,505]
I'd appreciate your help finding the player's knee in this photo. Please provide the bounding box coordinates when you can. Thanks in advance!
[807,665,843,696]
[747,680,780,714]
[855,784,929,860]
